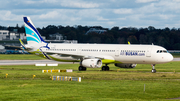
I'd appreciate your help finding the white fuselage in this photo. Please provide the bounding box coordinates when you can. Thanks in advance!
[29,43,173,64]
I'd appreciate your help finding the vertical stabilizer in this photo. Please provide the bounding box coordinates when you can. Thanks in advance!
[23,17,46,45]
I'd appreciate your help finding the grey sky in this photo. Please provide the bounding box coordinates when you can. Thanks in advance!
[0,0,180,28]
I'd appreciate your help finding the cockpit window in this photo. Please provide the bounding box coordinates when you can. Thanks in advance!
[157,50,168,53]
[163,50,167,53]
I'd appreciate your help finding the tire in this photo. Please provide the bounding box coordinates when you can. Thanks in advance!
[83,67,87,71]
[79,66,83,71]
[79,66,87,71]
[152,69,156,73]
[106,66,109,71]
[102,66,106,71]
[102,66,109,71]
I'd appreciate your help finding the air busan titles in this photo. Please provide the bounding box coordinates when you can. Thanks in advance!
[21,17,173,73]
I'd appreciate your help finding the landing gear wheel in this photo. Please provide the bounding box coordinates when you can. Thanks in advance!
[106,66,109,71]
[152,69,156,73]
[102,66,106,71]
[79,66,83,71]
[102,66,110,71]
[151,64,156,73]
[79,66,86,71]
[83,67,87,71]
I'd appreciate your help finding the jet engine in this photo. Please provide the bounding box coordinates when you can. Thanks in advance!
[114,63,137,68]
[81,59,102,68]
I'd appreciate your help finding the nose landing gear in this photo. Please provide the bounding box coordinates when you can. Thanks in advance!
[151,64,156,73]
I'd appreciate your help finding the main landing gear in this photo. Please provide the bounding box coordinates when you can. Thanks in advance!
[78,65,110,71]
[79,60,87,71]
[78,66,86,71]
[102,64,109,71]
[151,64,156,73]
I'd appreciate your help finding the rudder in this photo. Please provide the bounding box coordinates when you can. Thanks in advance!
[23,17,46,45]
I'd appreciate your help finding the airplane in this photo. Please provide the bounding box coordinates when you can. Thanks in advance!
[21,17,173,73]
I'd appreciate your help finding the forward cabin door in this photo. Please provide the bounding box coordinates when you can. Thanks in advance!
[78,47,81,55]
[146,47,152,57]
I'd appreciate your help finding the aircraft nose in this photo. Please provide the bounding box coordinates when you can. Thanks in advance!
[158,53,174,63]
[167,54,173,62]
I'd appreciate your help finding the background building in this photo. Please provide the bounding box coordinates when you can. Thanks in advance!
[0,30,26,41]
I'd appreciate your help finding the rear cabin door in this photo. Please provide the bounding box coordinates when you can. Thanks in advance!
[115,48,119,57]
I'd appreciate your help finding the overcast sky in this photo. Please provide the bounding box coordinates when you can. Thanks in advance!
[0,0,180,29]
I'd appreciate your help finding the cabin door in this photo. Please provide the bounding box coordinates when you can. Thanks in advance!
[146,47,152,57]
[78,47,81,54]
[115,48,119,57]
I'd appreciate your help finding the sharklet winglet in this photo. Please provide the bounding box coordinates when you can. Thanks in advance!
[19,39,26,49]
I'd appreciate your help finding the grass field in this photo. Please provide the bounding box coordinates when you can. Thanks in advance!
[1,62,180,101]
[0,54,45,60]
[0,54,180,100]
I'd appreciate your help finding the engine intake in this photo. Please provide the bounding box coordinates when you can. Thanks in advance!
[114,63,137,68]
[81,59,102,68]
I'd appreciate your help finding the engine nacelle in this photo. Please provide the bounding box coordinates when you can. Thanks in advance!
[114,63,137,68]
[81,59,102,68]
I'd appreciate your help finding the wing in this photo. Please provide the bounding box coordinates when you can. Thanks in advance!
[43,50,115,64]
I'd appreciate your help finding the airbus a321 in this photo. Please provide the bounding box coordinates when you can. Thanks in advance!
[20,17,173,73]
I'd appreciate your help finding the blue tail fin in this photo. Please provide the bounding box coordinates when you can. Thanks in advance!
[23,17,46,44]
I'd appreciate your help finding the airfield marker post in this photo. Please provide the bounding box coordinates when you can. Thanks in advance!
[144,84,145,93]
[33,75,35,79]
[6,73,8,78]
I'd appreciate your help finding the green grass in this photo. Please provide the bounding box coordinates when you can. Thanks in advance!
[1,62,180,101]
[0,54,45,60]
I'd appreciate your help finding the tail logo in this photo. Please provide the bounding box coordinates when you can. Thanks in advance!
[24,17,46,44]
[25,26,41,43]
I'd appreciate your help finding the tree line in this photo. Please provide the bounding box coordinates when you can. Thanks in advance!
[1,25,180,50]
